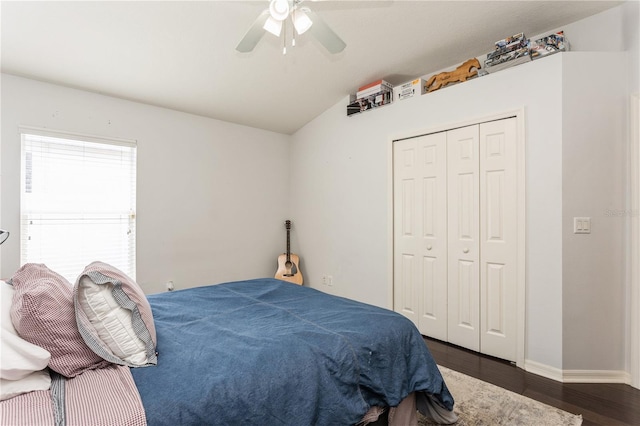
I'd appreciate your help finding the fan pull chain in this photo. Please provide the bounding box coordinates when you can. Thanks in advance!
[282,19,287,55]
[291,13,296,47]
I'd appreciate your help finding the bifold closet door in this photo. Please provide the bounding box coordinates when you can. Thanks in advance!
[446,119,518,360]
[446,125,481,352]
[393,117,519,362]
[393,132,448,341]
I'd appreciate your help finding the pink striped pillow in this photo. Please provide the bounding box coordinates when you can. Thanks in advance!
[9,264,111,378]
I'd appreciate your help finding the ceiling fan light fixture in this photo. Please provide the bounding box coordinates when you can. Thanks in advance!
[236,1,346,54]
[269,0,290,21]
[292,9,312,35]
[263,16,283,36]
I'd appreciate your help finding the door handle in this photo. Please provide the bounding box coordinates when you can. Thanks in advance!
[463,247,469,253]
[426,245,432,251]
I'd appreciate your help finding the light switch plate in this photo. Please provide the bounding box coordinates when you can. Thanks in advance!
[574,217,591,234]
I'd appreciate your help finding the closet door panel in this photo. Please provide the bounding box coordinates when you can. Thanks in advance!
[393,134,448,340]
[417,133,448,340]
[394,141,421,326]
[480,118,518,362]
[447,125,480,352]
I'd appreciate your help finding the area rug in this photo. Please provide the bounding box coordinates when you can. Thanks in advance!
[418,366,582,426]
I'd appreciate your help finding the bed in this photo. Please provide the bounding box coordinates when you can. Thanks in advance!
[1,262,456,425]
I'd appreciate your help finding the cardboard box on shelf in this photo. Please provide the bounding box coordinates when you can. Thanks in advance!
[356,80,393,99]
[394,78,426,100]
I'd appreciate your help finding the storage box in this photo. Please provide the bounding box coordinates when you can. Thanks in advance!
[346,89,393,116]
[530,31,568,59]
[347,100,361,116]
[363,89,393,109]
[357,81,394,99]
[484,46,531,73]
[358,79,392,92]
[494,32,527,51]
[394,78,426,101]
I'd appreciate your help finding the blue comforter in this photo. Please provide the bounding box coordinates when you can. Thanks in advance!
[131,278,453,425]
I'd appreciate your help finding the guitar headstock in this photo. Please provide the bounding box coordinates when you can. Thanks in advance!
[285,220,292,230]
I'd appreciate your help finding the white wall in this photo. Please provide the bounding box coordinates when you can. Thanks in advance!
[560,1,638,93]
[562,53,628,372]
[292,55,566,370]
[1,74,291,293]
[290,3,636,374]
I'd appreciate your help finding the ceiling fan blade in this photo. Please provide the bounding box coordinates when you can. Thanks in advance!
[303,8,346,54]
[236,10,270,53]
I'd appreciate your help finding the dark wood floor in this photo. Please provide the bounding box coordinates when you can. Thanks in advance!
[424,337,640,426]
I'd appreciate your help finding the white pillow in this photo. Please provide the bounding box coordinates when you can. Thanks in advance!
[0,369,51,401]
[74,262,157,367]
[0,281,51,381]
[77,276,147,365]
[1,328,51,381]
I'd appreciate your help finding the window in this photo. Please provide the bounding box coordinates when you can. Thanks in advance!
[20,128,136,283]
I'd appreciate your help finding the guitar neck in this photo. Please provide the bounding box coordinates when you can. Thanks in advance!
[285,220,292,261]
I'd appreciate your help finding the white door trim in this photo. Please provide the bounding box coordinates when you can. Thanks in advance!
[388,108,526,369]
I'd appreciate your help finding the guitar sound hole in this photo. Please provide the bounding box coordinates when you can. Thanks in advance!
[284,261,297,276]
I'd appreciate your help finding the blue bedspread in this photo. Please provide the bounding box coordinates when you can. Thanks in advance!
[131,278,453,425]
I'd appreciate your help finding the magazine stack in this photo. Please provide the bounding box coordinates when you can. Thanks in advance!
[484,32,531,73]
[347,79,394,116]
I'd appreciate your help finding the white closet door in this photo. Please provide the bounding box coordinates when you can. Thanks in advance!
[393,133,448,340]
[393,117,521,363]
[479,118,518,361]
[447,125,480,352]
[393,139,420,326]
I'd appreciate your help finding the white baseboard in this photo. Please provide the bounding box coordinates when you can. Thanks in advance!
[524,360,564,382]
[524,359,630,384]
[562,369,630,384]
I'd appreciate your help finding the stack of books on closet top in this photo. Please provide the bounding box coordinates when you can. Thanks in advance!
[347,79,394,116]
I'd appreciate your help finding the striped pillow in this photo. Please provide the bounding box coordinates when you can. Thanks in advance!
[9,264,111,378]
[74,262,157,367]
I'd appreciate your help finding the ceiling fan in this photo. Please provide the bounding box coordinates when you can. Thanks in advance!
[236,0,346,54]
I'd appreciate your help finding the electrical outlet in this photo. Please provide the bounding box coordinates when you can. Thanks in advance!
[166,281,174,291]
[321,275,333,286]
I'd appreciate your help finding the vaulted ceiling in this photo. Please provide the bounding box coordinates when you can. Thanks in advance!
[1,1,621,134]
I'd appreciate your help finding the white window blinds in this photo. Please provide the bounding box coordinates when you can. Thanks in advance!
[20,129,137,283]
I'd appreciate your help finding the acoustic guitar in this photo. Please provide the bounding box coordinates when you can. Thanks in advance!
[275,220,303,285]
